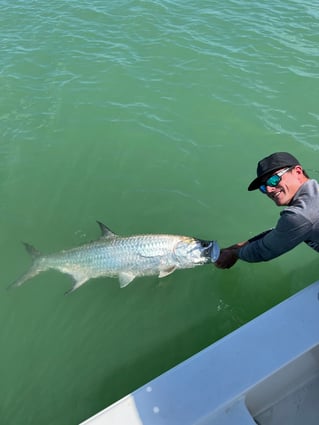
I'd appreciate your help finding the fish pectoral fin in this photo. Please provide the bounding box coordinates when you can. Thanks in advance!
[119,272,136,288]
[159,266,176,278]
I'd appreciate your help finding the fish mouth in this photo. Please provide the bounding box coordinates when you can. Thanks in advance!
[210,241,220,262]
[200,240,220,263]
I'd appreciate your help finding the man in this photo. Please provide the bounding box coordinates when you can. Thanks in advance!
[215,152,319,269]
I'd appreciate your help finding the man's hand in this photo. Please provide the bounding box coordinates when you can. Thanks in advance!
[214,241,248,269]
[215,248,239,269]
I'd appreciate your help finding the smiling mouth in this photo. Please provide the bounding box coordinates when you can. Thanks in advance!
[271,190,282,200]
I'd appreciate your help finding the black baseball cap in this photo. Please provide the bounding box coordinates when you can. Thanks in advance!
[248,152,300,191]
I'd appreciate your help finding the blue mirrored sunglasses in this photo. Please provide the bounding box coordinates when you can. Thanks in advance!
[259,167,293,194]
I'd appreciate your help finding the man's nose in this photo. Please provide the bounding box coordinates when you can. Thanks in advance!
[266,185,276,194]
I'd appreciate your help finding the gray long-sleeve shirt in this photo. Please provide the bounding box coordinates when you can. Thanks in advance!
[238,179,319,262]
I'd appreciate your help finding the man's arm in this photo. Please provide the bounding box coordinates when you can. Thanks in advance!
[215,230,273,269]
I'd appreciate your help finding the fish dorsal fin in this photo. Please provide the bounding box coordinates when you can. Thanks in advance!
[96,221,118,239]
[119,272,136,288]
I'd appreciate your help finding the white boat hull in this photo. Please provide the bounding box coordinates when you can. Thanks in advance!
[80,281,319,425]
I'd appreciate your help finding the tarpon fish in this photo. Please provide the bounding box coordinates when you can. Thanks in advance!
[9,221,220,294]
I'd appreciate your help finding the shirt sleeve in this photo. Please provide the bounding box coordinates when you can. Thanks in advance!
[238,209,313,262]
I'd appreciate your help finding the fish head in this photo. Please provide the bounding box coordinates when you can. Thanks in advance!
[174,238,220,266]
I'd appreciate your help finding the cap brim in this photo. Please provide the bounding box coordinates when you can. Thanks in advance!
[248,177,263,191]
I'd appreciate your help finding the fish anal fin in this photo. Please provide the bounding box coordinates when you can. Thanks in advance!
[65,274,88,295]
[96,221,118,239]
[159,266,176,278]
[119,272,136,288]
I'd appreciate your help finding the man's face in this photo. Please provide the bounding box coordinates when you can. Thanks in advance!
[262,166,304,206]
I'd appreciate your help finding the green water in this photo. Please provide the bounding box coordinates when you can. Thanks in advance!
[1,1,319,424]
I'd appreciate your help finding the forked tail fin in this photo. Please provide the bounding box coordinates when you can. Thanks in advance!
[23,242,41,259]
[7,243,45,290]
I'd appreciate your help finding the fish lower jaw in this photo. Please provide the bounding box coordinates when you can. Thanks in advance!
[210,241,220,263]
